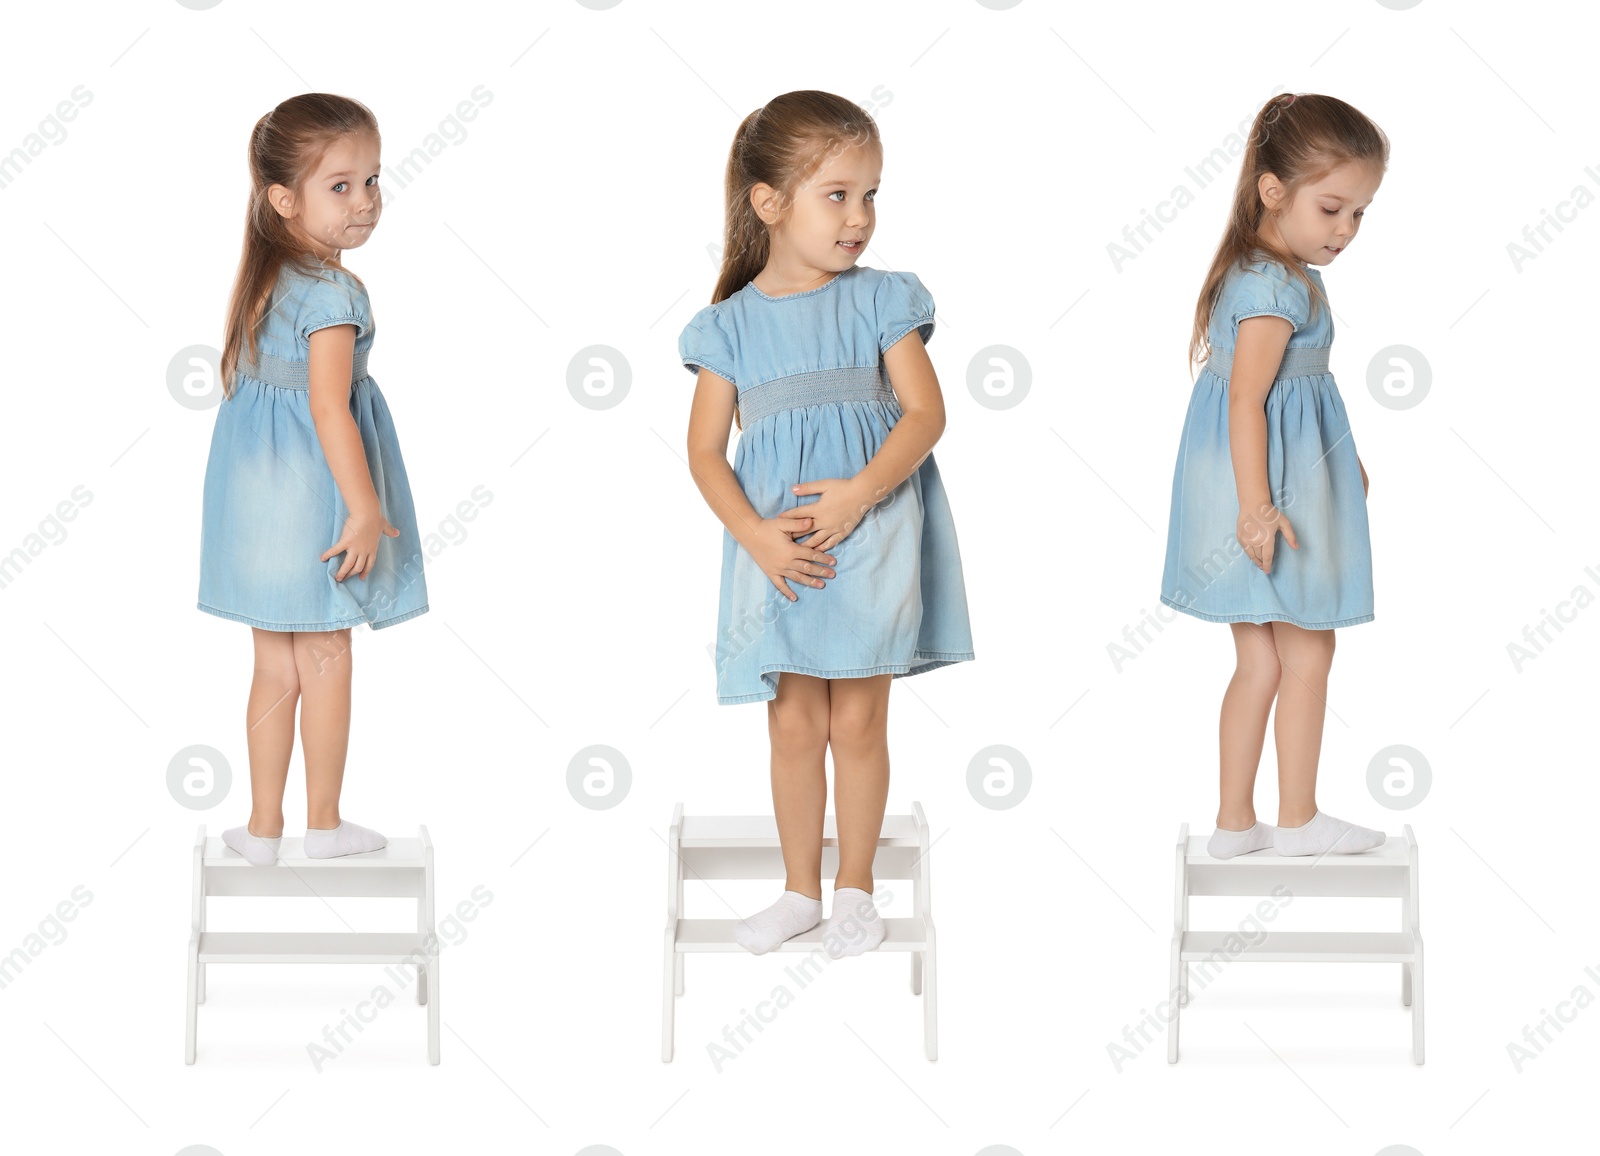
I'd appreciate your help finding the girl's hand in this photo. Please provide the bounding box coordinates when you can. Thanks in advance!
[322,506,399,581]
[747,512,837,601]
[789,477,876,553]
[1358,456,1369,498]
[1237,501,1297,574]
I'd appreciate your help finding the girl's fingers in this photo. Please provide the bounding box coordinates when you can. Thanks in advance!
[769,575,797,601]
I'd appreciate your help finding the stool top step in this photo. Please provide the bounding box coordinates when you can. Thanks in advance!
[202,835,427,866]
[679,813,921,847]
[1183,835,1410,866]
[674,916,928,952]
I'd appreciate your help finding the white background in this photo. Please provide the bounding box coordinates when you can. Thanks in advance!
[2,1,1594,1153]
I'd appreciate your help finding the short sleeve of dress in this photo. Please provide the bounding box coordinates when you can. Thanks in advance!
[1229,260,1312,332]
[678,305,738,386]
[297,270,371,342]
[875,270,936,353]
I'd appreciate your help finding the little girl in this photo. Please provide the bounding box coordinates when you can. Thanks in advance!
[197,94,428,865]
[680,90,974,956]
[1161,92,1388,860]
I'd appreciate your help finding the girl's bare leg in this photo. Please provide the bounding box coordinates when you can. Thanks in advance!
[1268,622,1336,828]
[767,672,830,900]
[826,673,892,893]
[1217,622,1281,830]
[245,628,299,839]
[293,628,353,830]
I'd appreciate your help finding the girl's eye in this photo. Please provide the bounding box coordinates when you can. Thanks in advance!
[333,181,348,193]
[367,174,379,186]
[865,189,876,201]
[829,190,845,202]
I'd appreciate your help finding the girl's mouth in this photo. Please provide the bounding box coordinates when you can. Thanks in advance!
[838,240,862,251]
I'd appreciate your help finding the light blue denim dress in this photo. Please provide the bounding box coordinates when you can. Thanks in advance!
[679,265,975,704]
[197,262,429,632]
[1160,256,1374,629]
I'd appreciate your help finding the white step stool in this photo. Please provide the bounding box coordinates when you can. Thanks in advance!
[1169,822,1422,1064]
[186,825,439,1064]
[662,801,937,1062]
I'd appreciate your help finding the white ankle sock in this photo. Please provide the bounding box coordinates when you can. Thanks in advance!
[821,887,885,958]
[733,890,822,954]
[1207,821,1276,859]
[1274,810,1385,856]
[303,819,387,859]
[222,823,281,867]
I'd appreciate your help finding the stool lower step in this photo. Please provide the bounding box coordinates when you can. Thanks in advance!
[674,917,927,953]
[1180,929,1415,964]
[197,931,430,965]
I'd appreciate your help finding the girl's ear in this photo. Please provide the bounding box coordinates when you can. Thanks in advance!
[750,182,781,225]
[265,183,296,220]
[1257,172,1285,212]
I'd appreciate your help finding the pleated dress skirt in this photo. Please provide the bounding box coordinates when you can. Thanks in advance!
[197,347,430,632]
[1159,344,1374,630]
[716,368,974,704]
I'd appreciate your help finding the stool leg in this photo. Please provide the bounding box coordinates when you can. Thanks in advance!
[197,894,207,1004]
[185,935,199,1064]
[674,952,684,997]
[417,900,428,1006]
[661,929,677,1062]
[1411,941,1425,1064]
[922,930,938,1061]
[1400,893,1412,1007]
[426,956,440,1064]
[911,951,922,996]
[1167,936,1182,1063]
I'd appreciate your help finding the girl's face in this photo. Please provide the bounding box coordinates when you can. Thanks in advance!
[1259,159,1382,266]
[755,139,881,280]
[271,132,382,262]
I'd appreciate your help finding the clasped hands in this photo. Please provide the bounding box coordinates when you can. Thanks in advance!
[747,475,882,601]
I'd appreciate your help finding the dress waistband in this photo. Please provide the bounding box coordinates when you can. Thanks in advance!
[1205,344,1330,382]
[738,365,898,425]
[237,348,370,391]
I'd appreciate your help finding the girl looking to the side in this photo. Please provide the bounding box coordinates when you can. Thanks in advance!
[198,93,429,864]
[680,91,975,955]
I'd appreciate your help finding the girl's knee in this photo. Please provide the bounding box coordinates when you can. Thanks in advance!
[1276,627,1336,670]
[292,628,353,678]
[251,629,300,691]
[1232,631,1283,688]
[827,693,889,750]
[767,696,829,753]
[1234,653,1282,693]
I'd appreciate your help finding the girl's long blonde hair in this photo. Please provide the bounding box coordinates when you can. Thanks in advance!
[1190,92,1389,375]
[710,90,880,429]
[219,93,378,399]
